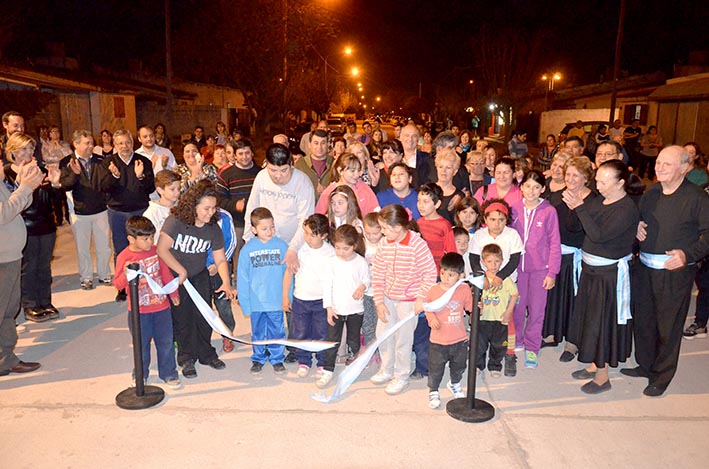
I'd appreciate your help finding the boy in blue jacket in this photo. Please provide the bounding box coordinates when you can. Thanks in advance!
[237,207,289,375]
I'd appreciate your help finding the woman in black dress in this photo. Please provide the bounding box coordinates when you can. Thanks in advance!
[544,156,596,361]
[561,160,639,394]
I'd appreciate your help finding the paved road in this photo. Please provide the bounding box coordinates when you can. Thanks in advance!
[2,224,708,468]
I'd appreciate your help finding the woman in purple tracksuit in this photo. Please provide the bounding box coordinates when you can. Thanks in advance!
[511,170,561,368]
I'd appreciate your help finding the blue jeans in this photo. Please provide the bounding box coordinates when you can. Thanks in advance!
[128,307,178,381]
[291,297,328,367]
[250,311,286,364]
[107,207,145,265]
[413,313,430,375]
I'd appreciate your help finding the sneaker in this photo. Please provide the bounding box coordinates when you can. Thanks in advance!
[80,279,94,290]
[314,366,325,379]
[284,352,298,363]
[504,354,517,377]
[165,376,182,389]
[514,345,524,352]
[525,350,538,369]
[272,362,287,374]
[345,355,357,366]
[181,360,197,379]
[385,378,409,395]
[490,370,502,378]
[428,391,441,409]
[296,364,310,378]
[447,380,465,398]
[683,323,708,340]
[98,277,113,286]
[250,361,263,374]
[316,370,333,388]
[370,370,393,385]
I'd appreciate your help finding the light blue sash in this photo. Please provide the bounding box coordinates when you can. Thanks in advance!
[561,244,582,294]
[639,251,671,270]
[581,251,633,325]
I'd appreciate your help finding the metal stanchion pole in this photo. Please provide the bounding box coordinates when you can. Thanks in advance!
[446,284,495,422]
[116,263,165,410]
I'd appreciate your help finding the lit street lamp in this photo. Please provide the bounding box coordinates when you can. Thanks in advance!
[541,72,561,110]
[324,45,353,97]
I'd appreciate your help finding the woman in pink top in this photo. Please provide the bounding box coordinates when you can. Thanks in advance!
[474,157,522,207]
[315,153,380,216]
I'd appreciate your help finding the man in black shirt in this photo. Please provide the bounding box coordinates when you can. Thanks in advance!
[626,146,709,396]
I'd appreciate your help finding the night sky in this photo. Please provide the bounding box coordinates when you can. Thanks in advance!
[1,0,706,101]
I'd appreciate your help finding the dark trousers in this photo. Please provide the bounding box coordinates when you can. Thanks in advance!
[0,260,22,371]
[171,269,218,366]
[291,297,328,367]
[633,263,695,389]
[324,313,363,371]
[413,313,431,375]
[428,340,468,391]
[637,155,657,180]
[693,260,709,327]
[21,233,56,309]
[477,320,508,371]
[128,308,177,381]
[209,272,235,333]
[107,208,145,265]
[50,187,69,224]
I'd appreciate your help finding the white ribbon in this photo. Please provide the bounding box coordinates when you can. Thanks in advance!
[126,267,337,353]
[312,275,484,403]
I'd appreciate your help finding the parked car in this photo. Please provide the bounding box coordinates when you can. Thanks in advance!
[287,122,313,155]
[327,117,345,136]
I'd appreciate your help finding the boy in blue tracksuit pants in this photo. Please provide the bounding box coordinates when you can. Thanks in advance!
[237,207,289,375]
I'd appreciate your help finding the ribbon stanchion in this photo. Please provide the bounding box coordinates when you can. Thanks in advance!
[115,263,165,410]
[446,282,495,423]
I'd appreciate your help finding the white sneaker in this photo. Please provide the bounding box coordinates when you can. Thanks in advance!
[385,378,409,395]
[447,380,465,398]
[314,366,324,379]
[316,370,333,388]
[165,376,182,389]
[370,370,393,385]
[490,370,502,378]
[514,345,524,352]
[296,364,310,378]
[428,391,441,409]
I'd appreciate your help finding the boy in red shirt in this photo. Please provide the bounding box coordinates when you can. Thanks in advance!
[114,216,181,389]
[424,252,473,409]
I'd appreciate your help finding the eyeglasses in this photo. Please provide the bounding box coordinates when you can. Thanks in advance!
[596,152,618,158]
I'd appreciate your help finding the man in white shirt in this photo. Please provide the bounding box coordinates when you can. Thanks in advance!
[135,125,176,173]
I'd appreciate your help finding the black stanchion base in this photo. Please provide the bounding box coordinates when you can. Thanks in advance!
[446,397,495,423]
[115,385,165,410]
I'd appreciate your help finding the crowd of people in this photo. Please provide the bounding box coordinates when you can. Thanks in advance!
[1,110,707,409]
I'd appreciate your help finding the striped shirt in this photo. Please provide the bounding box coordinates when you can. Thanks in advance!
[217,164,260,227]
[372,230,437,305]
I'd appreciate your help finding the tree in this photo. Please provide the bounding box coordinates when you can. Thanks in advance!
[172,0,337,143]
[474,24,550,140]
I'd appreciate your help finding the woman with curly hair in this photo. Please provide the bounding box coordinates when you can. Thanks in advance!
[157,179,236,380]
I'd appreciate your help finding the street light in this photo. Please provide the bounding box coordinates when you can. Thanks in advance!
[324,46,355,97]
[541,72,561,110]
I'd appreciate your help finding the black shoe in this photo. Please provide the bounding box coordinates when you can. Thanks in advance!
[540,341,558,349]
[24,307,51,323]
[409,370,426,380]
[0,360,41,376]
[115,289,127,302]
[40,304,60,320]
[206,358,226,370]
[272,362,286,374]
[250,361,264,374]
[284,352,297,364]
[581,379,611,394]
[504,354,517,377]
[559,351,576,362]
[643,384,666,397]
[620,366,649,378]
[572,368,596,380]
[181,360,197,379]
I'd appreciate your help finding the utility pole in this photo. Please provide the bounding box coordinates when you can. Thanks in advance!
[164,0,174,138]
[609,0,626,124]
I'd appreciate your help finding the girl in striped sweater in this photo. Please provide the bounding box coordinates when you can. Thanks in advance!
[370,204,437,395]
